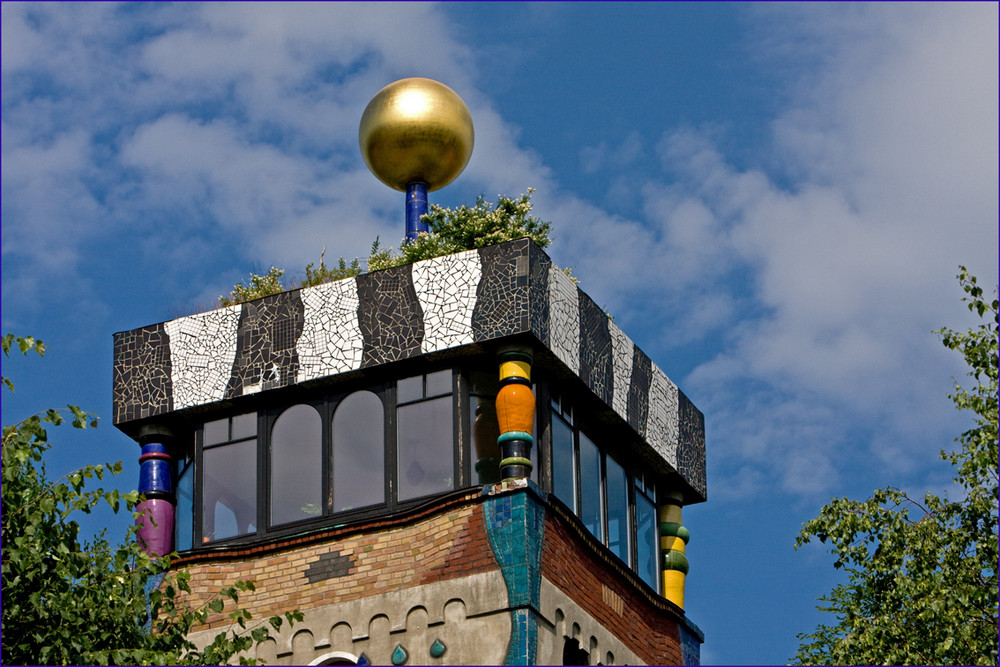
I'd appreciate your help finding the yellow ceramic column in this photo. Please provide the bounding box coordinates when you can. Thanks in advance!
[495,346,535,481]
[660,492,690,608]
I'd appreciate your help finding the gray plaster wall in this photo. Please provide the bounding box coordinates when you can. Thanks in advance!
[185,571,511,665]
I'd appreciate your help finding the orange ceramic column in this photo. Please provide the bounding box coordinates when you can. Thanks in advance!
[495,346,535,481]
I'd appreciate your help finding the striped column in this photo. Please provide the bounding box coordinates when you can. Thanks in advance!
[660,492,690,608]
[495,346,535,481]
[136,426,175,557]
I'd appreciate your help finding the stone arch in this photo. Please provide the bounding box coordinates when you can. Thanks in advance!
[443,598,467,624]
[405,605,429,632]
[292,629,316,661]
[329,621,353,651]
[309,650,359,666]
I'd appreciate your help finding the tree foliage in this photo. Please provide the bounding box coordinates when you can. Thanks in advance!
[219,267,287,307]
[367,189,551,271]
[217,190,554,305]
[793,268,999,665]
[1,334,301,665]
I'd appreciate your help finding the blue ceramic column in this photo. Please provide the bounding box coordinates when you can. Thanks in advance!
[136,430,175,556]
[406,181,429,241]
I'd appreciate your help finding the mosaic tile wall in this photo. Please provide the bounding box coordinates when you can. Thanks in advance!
[113,238,706,499]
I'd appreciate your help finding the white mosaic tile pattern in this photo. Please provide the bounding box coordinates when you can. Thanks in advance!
[165,306,241,410]
[548,266,580,375]
[297,278,364,382]
[608,320,634,421]
[646,363,679,468]
[412,249,482,354]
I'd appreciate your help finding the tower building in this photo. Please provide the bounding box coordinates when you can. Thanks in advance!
[114,79,706,665]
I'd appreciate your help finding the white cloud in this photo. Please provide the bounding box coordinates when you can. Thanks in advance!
[1,2,994,504]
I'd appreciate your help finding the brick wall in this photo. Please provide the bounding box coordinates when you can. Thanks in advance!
[541,504,684,665]
[173,491,497,631]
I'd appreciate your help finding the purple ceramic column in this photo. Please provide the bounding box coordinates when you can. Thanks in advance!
[136,436,175,556]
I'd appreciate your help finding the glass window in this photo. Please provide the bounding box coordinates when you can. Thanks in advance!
[175,455,193,552]
[424,368,452,397]
[270,404,322,526]
[398,395,454,501]
[333,391,385,512]
[605,455,630,563]
[232,412,257,440]
[471,394,501,484]
[636,489,659,592]
[203,438,256,542]
[397,375,423,404]
[551,413,575,510]
[203,417,229,446]
[579,432,602,541]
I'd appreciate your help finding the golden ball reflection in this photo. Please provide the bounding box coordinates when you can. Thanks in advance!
[359,78,474,192]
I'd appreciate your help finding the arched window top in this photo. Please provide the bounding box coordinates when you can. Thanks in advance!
[333,391,385,513]
[271,403,322,526]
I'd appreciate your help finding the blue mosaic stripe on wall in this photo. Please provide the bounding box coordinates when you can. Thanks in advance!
[680,618,703,666]
[483,485,545,665]
[112,239,706,499]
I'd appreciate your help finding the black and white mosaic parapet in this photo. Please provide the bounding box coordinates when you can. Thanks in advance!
[113,239,706,500]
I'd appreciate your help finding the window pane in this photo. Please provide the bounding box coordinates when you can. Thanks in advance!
[333,391,385,512]
[232,412,257,440]
[397,396,454,501]
[270,404,322,526]
[425,369,452,397]
[579,432,602,541]
[636,491,659,592]
[606,456,629,562]
[203,439,256,541]
[175,460,193,552]
[551,415,575,510]
[397,375,423,403]
[471,395,500,485]
[204,418,228,446]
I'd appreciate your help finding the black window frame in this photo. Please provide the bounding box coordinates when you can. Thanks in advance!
[188,365,476,549]
[540,383,662,593]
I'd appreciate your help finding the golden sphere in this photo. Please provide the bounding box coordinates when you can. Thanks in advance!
[359,78,474,192]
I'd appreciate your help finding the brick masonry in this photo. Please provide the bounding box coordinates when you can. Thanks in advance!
[173,491,496,632]
[541,500,693,666]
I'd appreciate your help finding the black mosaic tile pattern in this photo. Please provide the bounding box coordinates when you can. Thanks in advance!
[356,264,424,367]
[225,291,305,399]
[677,389,707,500]
[527,242,551,345]
[627,347,652,439]
[113,324,173,423]
[110,239,706,499]
[577,291,614,407]
[471,240,531,341]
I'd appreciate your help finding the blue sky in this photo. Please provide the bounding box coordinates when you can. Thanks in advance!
[2,3,997,664]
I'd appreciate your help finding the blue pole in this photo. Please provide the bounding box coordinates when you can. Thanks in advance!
[406,182,429,242]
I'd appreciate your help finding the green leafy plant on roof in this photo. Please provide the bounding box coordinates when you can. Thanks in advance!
[218,189,573,307]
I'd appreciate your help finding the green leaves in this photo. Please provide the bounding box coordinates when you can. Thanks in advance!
[2,334,301,665]
[792,269,999,666]
[218,266,287,307]
[366,189,554,272]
